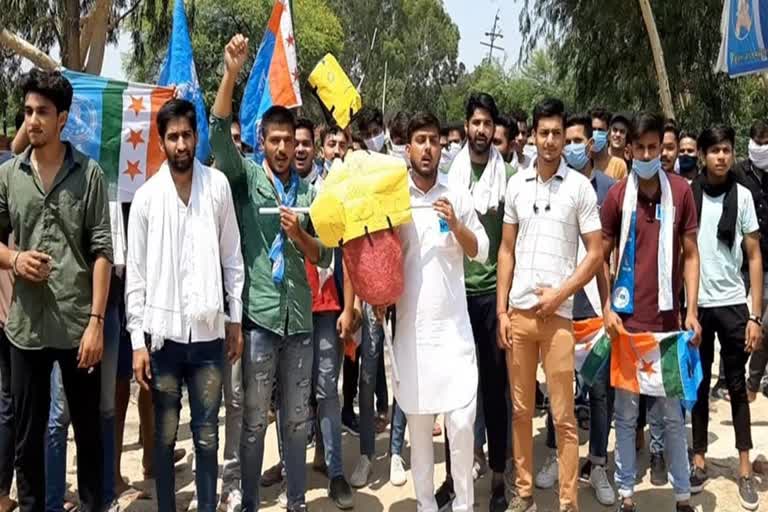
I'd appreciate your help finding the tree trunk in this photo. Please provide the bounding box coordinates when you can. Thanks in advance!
[0,29,58,70]
[60,0,82,70]
[84,0,112,74]
[638,0,675,120]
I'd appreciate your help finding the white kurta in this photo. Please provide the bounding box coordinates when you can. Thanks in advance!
[393,175,489,415]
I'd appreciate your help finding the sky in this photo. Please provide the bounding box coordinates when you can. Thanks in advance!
[84,0,525,82]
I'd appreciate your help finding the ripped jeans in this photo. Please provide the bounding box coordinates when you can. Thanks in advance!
[241,326,313,511]
[150,339,223,512]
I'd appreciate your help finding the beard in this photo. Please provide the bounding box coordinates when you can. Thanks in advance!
[167,152,194,174]
[468,134,490,156]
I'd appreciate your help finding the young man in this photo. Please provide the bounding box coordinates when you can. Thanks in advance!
[497,98,603,512]
[661,120,680,174]
[512,110,533,170]
[0,69,112,511]
[493,114,519,163]
[320,125,349,171]
[678,131,699,181]
[600,112,701,512]
[447,92,516,512]
[448,123,466,148]
[690,125,761,511]
[211,35,329,512]
[127,99,244,512]
[609,112,631,164]
[536,113,616,507]
[394,111,489,512]
[356,106,386,153]
[590,108,627,180]
[295,118,319,181]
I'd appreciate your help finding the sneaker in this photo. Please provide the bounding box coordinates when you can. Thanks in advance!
[328,476,354,510]
[534,453,558,489]
[434,478,455,511]
[616,502,637,512]
[278,481,288,509]
[389,454,407,487]
[589,464,616,506]
[689,466,708,494]
[222,490,242,512]
[710,379,729,400]
[261,462,284,487]
[579,459,592,483]
[489,484,507,512]
[106,499,120,512]
[341,410,360,437]
[506,494,536,511]
[349,455,372,488]
[374,415,388,435]
[473,449,489,481]
[286,504,307,512]
[738,476,759,511]
[650,453,668,486]
[675,504,696,512]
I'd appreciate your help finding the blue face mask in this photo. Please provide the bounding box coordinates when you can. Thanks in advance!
[592,130,608,153]
[678,155,697,174]
[632,157,661,180]
[564,143,589,171]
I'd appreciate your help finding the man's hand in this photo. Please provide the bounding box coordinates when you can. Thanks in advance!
[14,250,52,282]
[133,349,152,390]
[746,319,762,353]
[497,312,513,350]
[279,206,303,242]
[224,34,249,75]
[603,308,624,340]
[433,198,459,231]
[685,312,702,347]
[534,287,563,319]
[225,323,243,363]
[77,319,104,369]
[337,307,362,342]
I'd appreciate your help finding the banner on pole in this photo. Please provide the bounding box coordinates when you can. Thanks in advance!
[717,0,768,77]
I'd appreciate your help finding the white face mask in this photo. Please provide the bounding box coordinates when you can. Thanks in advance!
[749,139,768,170]
[365,132,386,153]
[523,144,537,161]
[448,142,462,155]
[390,143,408,163]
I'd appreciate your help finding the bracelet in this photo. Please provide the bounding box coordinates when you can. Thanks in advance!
[11,251,20,276]
[89,313,105,323]
[749,315,762,326]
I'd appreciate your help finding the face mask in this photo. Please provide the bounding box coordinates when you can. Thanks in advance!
[448,142,462,155]
[365,132,386,153]
[390,143,408,163]
[678,155,698,174]
[632,157,661,180]
[749,139,768,170]
[523,144,537,161]
[564,143,589,171]
[592,130,608,153]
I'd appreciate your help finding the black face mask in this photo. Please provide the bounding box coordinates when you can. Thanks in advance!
[678,155,698,174]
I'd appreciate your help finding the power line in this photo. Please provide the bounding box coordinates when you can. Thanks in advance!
[480,9,503,63]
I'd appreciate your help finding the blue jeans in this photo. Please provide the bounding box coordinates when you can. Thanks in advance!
[46,300,120,510]
[614,389,690,501]
[647,401,666,456]
[150,340,223,512]
[390,401,407,457]
[312,313,344,478]
[241,325,313,511]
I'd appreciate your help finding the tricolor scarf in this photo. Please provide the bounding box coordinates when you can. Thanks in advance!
[269,169,300,285]
[612,171,674,314]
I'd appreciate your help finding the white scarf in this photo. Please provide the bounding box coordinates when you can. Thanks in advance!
[448,144,507,214]
[143,161,225,350]
[619,171,674,312]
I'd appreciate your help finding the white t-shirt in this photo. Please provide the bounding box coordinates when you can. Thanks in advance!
[697,183,759,307]
[503,159,602,319]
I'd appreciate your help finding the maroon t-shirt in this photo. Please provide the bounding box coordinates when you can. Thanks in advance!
[600,173,698,332]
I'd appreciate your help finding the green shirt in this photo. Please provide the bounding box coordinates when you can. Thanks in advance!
[209,114,330,337]
[0,144,113,350]
[464,161,516,296]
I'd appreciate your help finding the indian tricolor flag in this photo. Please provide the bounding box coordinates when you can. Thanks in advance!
[611,328,703,408]
[574,318,612,388]
[61,69,174,202]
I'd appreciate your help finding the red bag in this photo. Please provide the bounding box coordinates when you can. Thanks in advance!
[342,230,404,306]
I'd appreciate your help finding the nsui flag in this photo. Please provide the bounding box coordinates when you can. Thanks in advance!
[717,0,768,76]
[573,318,611,388]
[61,70,174,202]
[611,329,703,409]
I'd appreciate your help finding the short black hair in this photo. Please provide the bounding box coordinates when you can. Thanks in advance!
[629,112,664,144]
[447,122,465,138]
[749,119,768,140]
[407,112,441,142]
[589,107,612,126]
[319,125,348,145]
[157,99,197,139]
[20,69,73,114]
[357,106,384,133]
[532,98,566,132]
[389,111,411,142]
[610,112,632,128]
[465,92,499,123]
[261,106,296,137]
[295,117,315,142]
[511,109,528,126]
[663,119,680,142]
[698,125,736,154]
[351,132,367,149]
[565,113,593,139]
[495,114,519,142]
[679,129,698,143]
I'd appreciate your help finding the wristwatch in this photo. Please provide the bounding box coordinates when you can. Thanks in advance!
[749,314,762,326]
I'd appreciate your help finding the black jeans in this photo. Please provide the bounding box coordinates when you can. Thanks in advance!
[11,344,102,512]
[0,332,13,496]
[693,305,752,454]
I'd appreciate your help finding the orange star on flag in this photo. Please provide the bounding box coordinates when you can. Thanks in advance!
[127,129,145,149]
[124,160,142,180]
[640,359,655,375]
[130,96,144,115]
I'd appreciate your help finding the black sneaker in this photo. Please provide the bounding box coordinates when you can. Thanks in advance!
[341,409,360,437]
[689,466,708,494]
[489,484,507,512]
[676,504,695,512]
[738,476,759,511]
[328,476,354,510]
[435,478,455,511]
[650,453,668,486]
[579,459,592,483]
[616,502,637,512]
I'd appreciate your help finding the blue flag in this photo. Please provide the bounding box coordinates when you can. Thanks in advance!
[717,0,768,76]
[158,0,210,162]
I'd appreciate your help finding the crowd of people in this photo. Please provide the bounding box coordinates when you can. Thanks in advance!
[0,33,768,512]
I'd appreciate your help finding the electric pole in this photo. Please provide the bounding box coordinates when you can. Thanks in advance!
[481,10,503,63]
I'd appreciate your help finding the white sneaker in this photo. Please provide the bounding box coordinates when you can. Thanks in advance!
[390,454,407,486]
[225,489,243,512]
[534,453,558,489]
[278,481,288,509]
[589,464,616,506]
[187,497,198,512]
[350,455,373,488]
[106,499,120,512]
